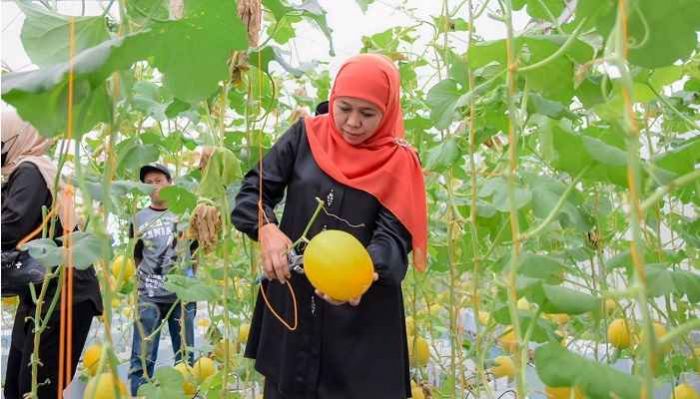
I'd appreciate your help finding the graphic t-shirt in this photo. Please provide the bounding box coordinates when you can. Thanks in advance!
[131,207,193,303]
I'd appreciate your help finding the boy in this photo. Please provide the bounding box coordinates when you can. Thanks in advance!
[128,163,197,396]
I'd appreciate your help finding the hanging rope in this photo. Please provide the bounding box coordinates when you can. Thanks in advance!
[57,16,77,398]
[16,207,57,248]
[254,41,298,331]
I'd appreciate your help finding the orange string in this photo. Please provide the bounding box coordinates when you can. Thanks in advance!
[260,280,298,330]
[16,207,57,249]
[58,16,77,397]
[255,49,298,331]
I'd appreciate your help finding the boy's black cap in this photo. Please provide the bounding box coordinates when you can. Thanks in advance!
[139,163,171,182]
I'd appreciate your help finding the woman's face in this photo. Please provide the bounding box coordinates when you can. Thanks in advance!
[332,96,383,145]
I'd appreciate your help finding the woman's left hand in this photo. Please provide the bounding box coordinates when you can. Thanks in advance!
[315,272,379,306]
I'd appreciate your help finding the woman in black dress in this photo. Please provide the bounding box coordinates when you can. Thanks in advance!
[232,54,428,399]
[2,110,103,399]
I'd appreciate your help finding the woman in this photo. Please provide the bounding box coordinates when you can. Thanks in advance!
[1,110,103,399]
[232,54,427,399]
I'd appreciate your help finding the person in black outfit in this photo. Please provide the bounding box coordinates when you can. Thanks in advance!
[1,110,103,399]
[231,54,428,398]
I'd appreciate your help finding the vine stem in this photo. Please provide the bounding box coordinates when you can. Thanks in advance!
[501,0,527,397]
[436,1,462,395]
[615,0,655,397]
[520,167,589,241]
[518,17,588,73]
[30,16,80,397]
[464,0,491,395]
[645,84,700,131]
[658,319,700,348]
[640,169,700,211]
[292,197,326,248]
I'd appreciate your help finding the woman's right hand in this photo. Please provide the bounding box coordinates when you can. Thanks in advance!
[259,223,293,283]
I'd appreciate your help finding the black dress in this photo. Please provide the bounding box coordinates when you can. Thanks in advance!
[2,162,103,399]
[232,120,414,399]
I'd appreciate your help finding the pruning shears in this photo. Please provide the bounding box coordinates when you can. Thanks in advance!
[255,248,304,284]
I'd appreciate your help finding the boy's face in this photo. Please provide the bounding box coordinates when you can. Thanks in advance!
[144,170,171,206]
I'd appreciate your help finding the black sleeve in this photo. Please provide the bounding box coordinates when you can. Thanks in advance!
[1,163,53,250]
[366,206,412,286]
[231,120,302,240]
[129,223,144,265]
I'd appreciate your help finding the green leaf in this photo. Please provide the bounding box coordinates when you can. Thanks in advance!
[116,143,160,174]
[60,232,108,270]
[648,66,685,91]
[433,16,470,33]
[296,0,335,56]
[653,137,700,175]
[671,215,700,249]
[159,186,197,215]
[425,79,459,129]
[607,248,682,270]
[246,66,278,112]
[131,81,170,121]
[268,15,301,44]
[645,264,677,298]
[18,2,110,67]
[23,232,109,270]
[250,45,306,78]
[519,38,588,102]
[530,177,590,231]
[524,0,566,21]
[529,94,575,120]
[525,282,600,315]
[575,0,614,29]
[76,177,153,204]
[424,137,461,172]
[539,122,629,186]
[596,0,700,68]
[23,239,62,269]
[262,0,288,20]
[442,50,469,87]
[149,0,249,102]
[111,180,154,197]
[126,0,170,25]
[492,306,555,342]
[137,367,188,398]
[355,0,375,12]
[262,0,334,56]
[582,136,627,166]
[2,70,113,138]
[165,98,191,119]
[165,275,220,302]
[518,253,568,283]
[646,264,700,303]
[3,0,248,137]
[575,76,609,107]
[478,177,532,212]
[671,270,700,303]
[467,35,593,101]
[535,343,642,399]
[426,79,474,129]
[438,376,456,399]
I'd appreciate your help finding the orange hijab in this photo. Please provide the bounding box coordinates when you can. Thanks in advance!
[304,54,428,271]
